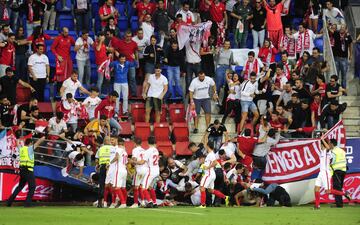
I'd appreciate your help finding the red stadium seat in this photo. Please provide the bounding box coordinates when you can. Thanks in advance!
[172,122,189,142]
[150,105,167,122]
[119,121,132,137]
[38,102,53,120]
[168,104,186,123]
[153,122,170,141]
[157,141,173,157]
[16,83,31,103]
[134,122,151,141]
[131,103,145,123]
[175,142,192,156]
[124,141,135,155]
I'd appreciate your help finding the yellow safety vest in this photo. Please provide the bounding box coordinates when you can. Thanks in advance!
[98,145,111,165]
[19,146,34,171]
[332,146,347,172]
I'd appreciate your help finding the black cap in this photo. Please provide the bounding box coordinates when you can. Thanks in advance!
[5,67,13,73]
[110,91,119,97]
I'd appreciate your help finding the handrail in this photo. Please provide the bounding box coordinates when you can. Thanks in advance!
[322,12,338,81]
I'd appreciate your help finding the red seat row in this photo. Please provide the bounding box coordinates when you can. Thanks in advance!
[131,103,186,123]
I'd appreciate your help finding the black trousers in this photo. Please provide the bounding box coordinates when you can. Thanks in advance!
[30,78,47,102]
[222,99,241,125]
[97,165,107,203]
[7,168,36,207]
[333,170,346,207]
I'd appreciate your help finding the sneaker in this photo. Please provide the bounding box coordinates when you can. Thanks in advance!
[103,202,108,208]
[225,196,230,207]
[193,128,198,134]
[145,202,154,208]
[196,205,206,208]
[344,191,352,202]
[118,204,127,208]
[93,200,98,207]
[109,203,116,209]
[97,204,103,208]
[129,203,138,208]
[140,201,146,207]
[313,206,320,210]
[153,204,158,208]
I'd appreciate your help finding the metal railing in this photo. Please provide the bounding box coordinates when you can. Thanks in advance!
[322,13,338,81]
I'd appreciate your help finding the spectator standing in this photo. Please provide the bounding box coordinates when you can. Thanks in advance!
[205,119,229,152]
[27,44,49,101]
[143,35,163,80]
[110,54,130,116]
[133,0,156,23]
[0,0,9,27]
[132,28,148,84]
[95,91,122,135]
[252,128,280,170]
[75,30,94,86]
[278,51,295,80]
[215,40,234,94]
[231,0,252,48]
[185,40,202,92]
[94,32,108,93]
[0,32,16,77]
[293,23,321,57]
[176,2,195,25]
[42,0,56,30]
[82,87,101,120]
[153,0,171,34]
[14,26,29,81]
[143,65,168,123]
[60,71,90,100]
[276,82,294,106]
[258,38,277,71]
[141,14,155,43]
[189,71,218,133]
[99,0,118,29]
[324,0,345,30]
[310,93,322,128]
[16,97,38,126]
[74,0,91,32]
[271,65,288,105]
[23,0,44,38]
[333,25,352,88]
[0,67,34,105]
[105,18,120,38]
[61,93,81,131]
[279,26,296,63]
[113,30,138,97]
[51,27,75,86]
[251,0,266,49]
[0,24,10,42]
[27,26,52,52]
[0,96,11,127]
[206,0,227,46]
[164,41,185,98]
[326,74,344,103]
[241,51,264,80]
[263,0,286,49]
[200,36,216,78]
[320,100,347,129]
[9,0,22,31]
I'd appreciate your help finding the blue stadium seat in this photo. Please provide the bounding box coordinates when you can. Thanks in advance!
[275,53,281,63]
[94,17,102,34]
[59,14,75,31]
[70,46,76,64]
[45,39,54,49]
[91,64,98,84]
[131,16,139,32]
[314,38,324,52]
[89,31,95,40]
[56,0,72,13]
[44,30,59,37]
[115,2,126,16]
[92,0,99,19]
[127,1,135,17]
[118,16,128,31]
[89,49,96,64]
[47,50,56,67]
[68,30,78,40]
[292,17,303,30]
[234,66,243,75]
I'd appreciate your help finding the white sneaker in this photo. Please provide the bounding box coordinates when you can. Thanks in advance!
[140,201,146,207]
[103,202,108,208]
[118,204,127,208]
[109,203,116,209]
[129,203,138,208]
[93,200,98,207]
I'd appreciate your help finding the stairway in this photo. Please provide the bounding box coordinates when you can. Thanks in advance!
[340,96,360,137]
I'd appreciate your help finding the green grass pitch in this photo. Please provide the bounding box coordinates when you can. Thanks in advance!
[0,205,359,225]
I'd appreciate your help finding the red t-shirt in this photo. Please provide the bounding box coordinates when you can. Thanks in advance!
[270,119,284,130]
[310,101,321,120]
[237,136,258,156]
[209,2,225,23]
[313,83,326,98]
[136,2,156,21]
[51,35,75,58]
[113,39,138,62]
[240,155,253,172]
[27,34,51,51]
[93,41,107,66]
[99,4,118,27]
[0,43,15,67]
[265,3,283,31]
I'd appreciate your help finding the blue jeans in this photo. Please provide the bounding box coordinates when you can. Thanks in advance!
[167,66,183,97]
[186,62,201,92]
[10,10,19,31]
[109,117,122,135]
[215,65,229,94]
[96,70,103,93]
[208,135,222,152]
[128,66,137,96]
[252,29,265,49]
[77,58,91,86]
[327,115,337,129]
[335,56,349,88]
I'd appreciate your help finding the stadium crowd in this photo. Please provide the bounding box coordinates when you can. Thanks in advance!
[0,0,354,208]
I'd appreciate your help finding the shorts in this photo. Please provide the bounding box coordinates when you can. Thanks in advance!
[142,170,160,189]
[132,168,147,186]
[0,64,8,77]
[200,171,216,189]
[105,164,116,184]
[309,11,319,19]
[145,63,155,74]
[146,97,162,112]
[240,100,257,113]
[193,98,211,114]
[257,99,267,115]
[315,171,331,190]
[112,167,127,188]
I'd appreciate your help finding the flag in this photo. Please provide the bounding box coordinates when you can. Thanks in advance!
[177,21,212,51]
[355,43,360,79]
[35,120,49,133]
[0,130,18,170]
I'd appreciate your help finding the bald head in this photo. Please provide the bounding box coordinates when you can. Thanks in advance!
[62,27,69,37]
[103,136,111,145]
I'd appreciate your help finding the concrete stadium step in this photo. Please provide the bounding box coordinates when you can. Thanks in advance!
[346,131,360,137]
[344,125,360,132]
[189,132,238,143]
[343,117,360,126]
[188,114,238,133]
[342,107,360,117]
[340,96,360,101]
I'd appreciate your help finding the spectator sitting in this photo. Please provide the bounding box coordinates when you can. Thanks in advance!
[320,100,347,129]
[47,112,68,136]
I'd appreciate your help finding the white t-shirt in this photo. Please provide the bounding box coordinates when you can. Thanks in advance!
[188,76,215,99]
[141,22,154,44]
[82,96,102,119]
[132,146,147,172]
[219,142,236,158]
[27,53,49,79]
[319,149,333,173]
[62,78,83,99]
[68,151,84,167]
[117,147,128,170]
[144,146,160,173]
[272,75,288,96]
[185,41,201,63]
[293,30,316,56]
[204,151,216,175]
[147,74,168,98]
[226,168,239,183]
[132,36,149,59]
[240,80,257,101]
[176,9,195,23]
[75,37,94,61]
[48,117,67,135]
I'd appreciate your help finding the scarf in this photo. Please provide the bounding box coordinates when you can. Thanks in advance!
[97,56,112,80]
[340,32,346,52]
[82,38,89,52]
[282,35,296,57]
[296,29,310,53]
[216,21,225,47]
[244,59,258,79]
[2,4,9,20]
[102,4,114,16]
[282,60,291,79]
[61,100,80,123]
[28,2,33,22]
[262,45,274,67]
